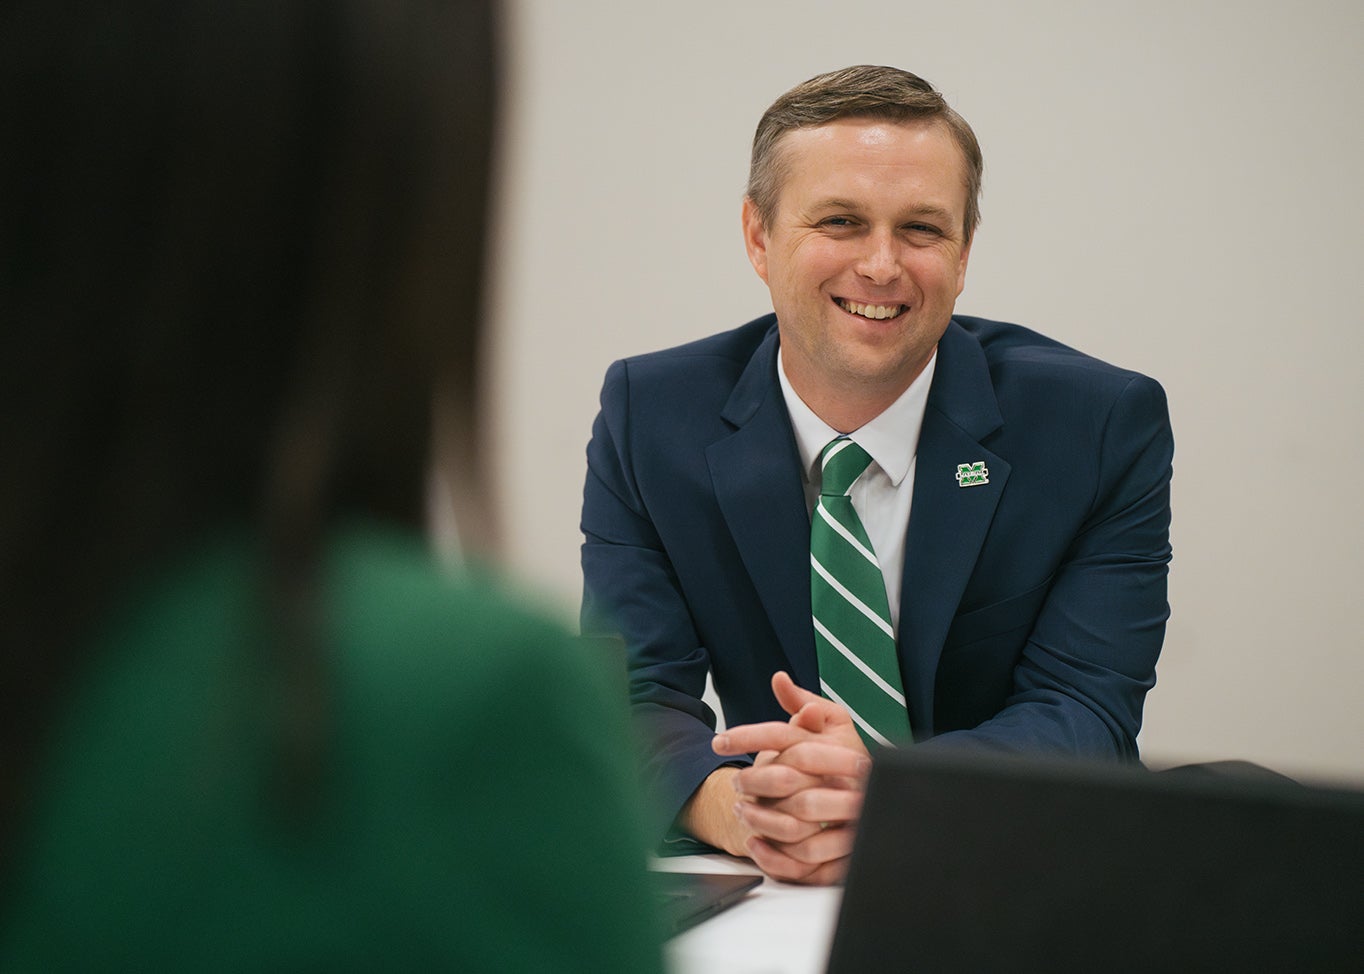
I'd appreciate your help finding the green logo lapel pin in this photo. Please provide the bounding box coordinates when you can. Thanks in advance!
[955,461,990,487]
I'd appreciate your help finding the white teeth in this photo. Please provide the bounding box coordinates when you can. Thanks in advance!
[838,299,903,320]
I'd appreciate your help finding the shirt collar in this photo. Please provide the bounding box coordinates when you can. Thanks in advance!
[778,345,936,488]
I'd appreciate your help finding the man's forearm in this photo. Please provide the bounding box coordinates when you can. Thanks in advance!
[678,766,750,857]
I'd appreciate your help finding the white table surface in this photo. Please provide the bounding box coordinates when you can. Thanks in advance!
[652,854,843,974]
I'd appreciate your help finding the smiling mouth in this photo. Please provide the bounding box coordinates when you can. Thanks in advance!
[836,298,907,320]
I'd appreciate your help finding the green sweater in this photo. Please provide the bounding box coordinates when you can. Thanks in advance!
[1,524,663,972]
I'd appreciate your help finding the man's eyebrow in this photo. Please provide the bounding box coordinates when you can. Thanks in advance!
[899,203,957,224]
[810,198,859,211]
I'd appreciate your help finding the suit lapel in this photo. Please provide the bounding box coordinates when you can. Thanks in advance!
[899,322,1009,734]
[706,325,818,689]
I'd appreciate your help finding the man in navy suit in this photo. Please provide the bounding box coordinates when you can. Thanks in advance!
[581,66,1172,884]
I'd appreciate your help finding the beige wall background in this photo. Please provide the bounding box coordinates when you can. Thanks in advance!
[485,0,1364,784]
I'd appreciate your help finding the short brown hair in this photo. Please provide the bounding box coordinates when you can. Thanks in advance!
[747,65,983,244]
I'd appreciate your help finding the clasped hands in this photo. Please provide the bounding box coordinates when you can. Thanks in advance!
[699,671,871,885]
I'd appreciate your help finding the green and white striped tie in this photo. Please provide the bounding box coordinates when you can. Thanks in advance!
[810,436,909,748]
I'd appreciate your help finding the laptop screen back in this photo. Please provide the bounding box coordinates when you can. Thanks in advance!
[827,751,1363,973]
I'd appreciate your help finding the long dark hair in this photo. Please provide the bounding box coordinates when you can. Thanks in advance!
[0,0,498,864]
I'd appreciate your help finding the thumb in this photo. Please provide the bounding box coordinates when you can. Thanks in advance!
[771,670,822,718]
[789,700,829,733]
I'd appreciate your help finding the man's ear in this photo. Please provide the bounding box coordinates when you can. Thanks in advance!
[741,196,770,284]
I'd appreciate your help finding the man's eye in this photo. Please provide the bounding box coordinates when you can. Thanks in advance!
[906,223,941,235]
[820,217,854,227]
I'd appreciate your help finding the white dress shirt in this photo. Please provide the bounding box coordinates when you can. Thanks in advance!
[777,348,936,635]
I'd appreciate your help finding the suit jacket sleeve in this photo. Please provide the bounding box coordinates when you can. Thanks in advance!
[926,369,1173,759]
[581,358,746,835]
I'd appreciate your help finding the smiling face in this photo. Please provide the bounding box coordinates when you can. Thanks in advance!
[742,118,973,431]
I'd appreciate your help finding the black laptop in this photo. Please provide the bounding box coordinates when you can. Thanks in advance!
[652,871,763,937]
[827,750,1364,973]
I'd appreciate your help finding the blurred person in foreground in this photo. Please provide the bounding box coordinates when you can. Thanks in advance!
[0,1,662,969]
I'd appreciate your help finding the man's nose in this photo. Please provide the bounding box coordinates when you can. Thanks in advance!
[854,230,902,285]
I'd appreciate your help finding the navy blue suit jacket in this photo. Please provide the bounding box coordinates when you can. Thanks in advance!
[582,314,1173,828]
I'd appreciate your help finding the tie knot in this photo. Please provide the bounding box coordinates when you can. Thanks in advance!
[819,437,872,496]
